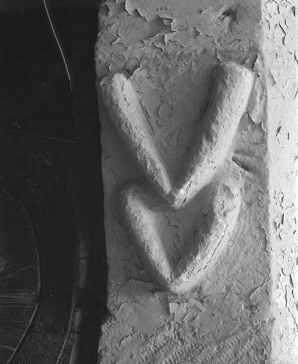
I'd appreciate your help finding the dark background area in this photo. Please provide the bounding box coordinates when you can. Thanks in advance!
[0,3,107,363]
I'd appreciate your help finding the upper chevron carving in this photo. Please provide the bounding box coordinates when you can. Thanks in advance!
[100,62,254,208]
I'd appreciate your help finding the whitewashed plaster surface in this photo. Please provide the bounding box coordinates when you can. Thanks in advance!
[95,0,298,362]
[262,0,298,363]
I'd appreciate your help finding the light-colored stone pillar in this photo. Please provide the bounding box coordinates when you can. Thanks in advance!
[95,0,298,363]
[263,1,298,362]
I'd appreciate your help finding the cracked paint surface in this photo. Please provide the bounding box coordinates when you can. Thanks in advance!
[262,0,298,362]
[95,0,297,362]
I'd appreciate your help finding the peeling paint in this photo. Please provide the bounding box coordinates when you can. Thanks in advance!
[263,2,298,361]
[95,0,297,362]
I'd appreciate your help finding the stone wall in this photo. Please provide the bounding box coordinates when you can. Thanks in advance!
[95,0,298,362]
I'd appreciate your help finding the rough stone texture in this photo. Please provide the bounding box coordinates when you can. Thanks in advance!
[95,0,298,362]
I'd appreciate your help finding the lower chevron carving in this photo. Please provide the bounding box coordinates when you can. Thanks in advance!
[119,181,241,294]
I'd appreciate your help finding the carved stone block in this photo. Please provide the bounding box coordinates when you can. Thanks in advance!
[95,0,298,362]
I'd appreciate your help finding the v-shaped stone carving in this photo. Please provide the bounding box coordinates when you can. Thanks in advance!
[100,62,254,208]
[120,181,241,294]
[99,62,253,293]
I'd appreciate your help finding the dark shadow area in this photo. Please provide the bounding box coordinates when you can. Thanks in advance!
[0,6,76,140]
[0,4,107,364]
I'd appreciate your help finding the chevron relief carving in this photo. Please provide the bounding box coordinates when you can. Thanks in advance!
[100,62,254,294]
[100,62,254,208]
[120,181,241,294]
